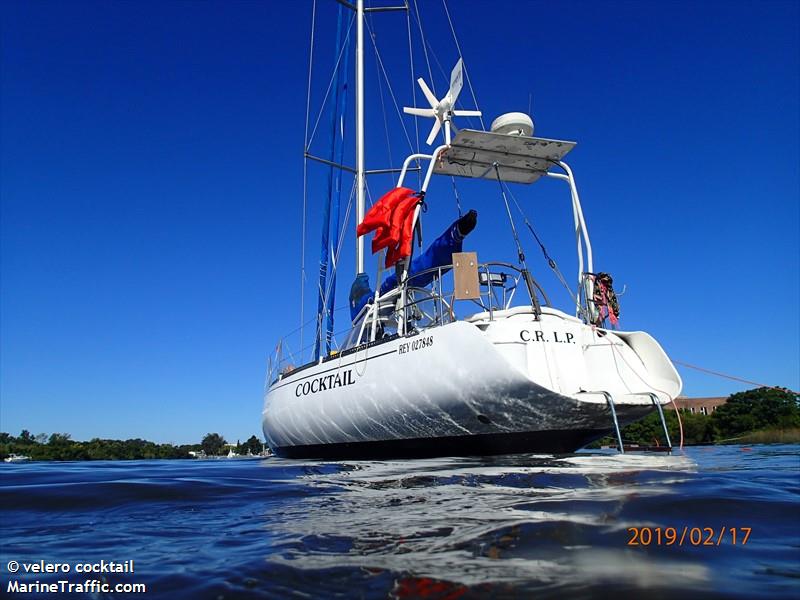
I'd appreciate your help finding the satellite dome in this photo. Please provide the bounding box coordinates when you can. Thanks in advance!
[490,112,534,137]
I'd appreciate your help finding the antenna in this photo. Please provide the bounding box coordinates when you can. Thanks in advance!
[403,58,482,145]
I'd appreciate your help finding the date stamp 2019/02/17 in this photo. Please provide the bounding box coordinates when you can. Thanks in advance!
[627,527,752,546]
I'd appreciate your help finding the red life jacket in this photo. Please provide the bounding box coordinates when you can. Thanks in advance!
[357,187,420,268]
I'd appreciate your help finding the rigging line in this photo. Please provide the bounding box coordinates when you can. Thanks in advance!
[315,3,348,360]
[274,308,352,374]
[307,14,356,150]
[282,341,299,368]
[493,165,527,269]
[312,316,372,356]
[450,176,462,216]
[303,0,316,150]
[318,178,357,352]
[325,18,351,353]
[441,0,485,130]
[300,0,318,356]
[280,304,352,342]
[334,178,357,266]
[412,0,436,96]
[503,181,586,318]
[404,1,421,185]
[325,178,357,336]
[364,20,415,156]
[365,178,374,206]
[670,360,799,395]
[321,179,356,326]
[494,164,548,312]
[367,17,395,187]
[301,161,309,352]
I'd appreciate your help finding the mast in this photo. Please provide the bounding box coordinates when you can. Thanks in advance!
[355,0,365,273]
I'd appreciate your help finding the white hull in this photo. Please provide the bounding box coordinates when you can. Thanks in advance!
[262,307,681,458]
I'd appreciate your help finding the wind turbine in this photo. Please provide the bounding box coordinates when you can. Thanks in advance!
[403,58,482,146]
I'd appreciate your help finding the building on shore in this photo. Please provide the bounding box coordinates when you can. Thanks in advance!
[664,396,727,416]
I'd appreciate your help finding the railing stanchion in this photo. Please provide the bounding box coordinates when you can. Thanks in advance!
[598,391,624,454]
[649,393,672,449]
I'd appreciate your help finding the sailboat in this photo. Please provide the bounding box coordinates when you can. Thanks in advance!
[262,1,681,459]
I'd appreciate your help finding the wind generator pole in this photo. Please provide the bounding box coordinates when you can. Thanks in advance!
[355,0,365,273]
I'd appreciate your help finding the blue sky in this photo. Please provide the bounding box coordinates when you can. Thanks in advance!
[1,1,797,445]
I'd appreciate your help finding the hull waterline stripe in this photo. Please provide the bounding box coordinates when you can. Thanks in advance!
[272,427,613,459]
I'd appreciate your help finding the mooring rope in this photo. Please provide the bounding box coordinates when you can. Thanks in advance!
[671,359,798,395]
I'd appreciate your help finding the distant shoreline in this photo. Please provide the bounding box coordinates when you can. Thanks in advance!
[1,432,265,462]
[3,432,799,462]
[4,387,797,461]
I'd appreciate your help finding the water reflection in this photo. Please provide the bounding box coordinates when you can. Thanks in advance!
[263,453,708,593]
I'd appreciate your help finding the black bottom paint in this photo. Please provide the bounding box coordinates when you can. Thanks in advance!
[274,428,612,460]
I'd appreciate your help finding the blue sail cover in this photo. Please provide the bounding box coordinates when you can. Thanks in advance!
[349,217,467,321]
[314,5,348,360]
[326,15,350,354]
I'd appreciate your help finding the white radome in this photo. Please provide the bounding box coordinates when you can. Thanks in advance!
[491,112,534,137]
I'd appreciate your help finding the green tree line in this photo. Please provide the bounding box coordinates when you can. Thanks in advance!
[4,387,794,459]
[200,433,263,456]
[0,431,265,461]
[596,387,800,447]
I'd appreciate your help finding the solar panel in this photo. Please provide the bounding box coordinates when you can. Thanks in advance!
[433,129,576,184]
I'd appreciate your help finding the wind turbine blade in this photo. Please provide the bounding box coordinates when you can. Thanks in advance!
[449,58,464,105]
[425,120,442,145]
[403,107,436,117]
[417,78,439,108]
[452,110,482,117]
